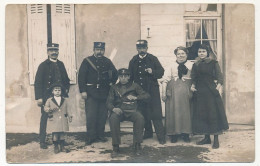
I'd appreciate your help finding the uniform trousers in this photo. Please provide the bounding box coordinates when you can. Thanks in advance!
[140,103,165,141]
[85,96,108,140]
[109,111,144,145]
[39,106,48,143]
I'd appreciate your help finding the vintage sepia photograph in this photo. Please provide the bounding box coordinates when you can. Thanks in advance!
[4,2,256,164]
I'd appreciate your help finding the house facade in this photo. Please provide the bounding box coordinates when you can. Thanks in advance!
[5,4,254,132]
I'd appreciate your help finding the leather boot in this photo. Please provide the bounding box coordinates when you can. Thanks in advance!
[40,142,48,149]
[212,135,219,149]
[182,134,190,143]
[134,143,142,156]
[60,140,66,152]
[170,135,178,143]
[111,145,120,158]
[197,135,211,145]
[53,141,60,154]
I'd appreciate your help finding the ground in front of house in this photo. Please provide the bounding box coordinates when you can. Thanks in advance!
[6,124,255,163]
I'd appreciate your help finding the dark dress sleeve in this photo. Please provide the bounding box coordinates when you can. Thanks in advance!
[190,63,197,85]
[214,61,224,85]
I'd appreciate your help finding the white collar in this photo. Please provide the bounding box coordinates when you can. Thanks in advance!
[139,54,147,59]
[54,96,61,105]
[49,58,57,62]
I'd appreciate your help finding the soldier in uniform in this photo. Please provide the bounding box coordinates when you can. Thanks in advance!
[128,40,166,144]
[106,68,150,158]
[78,42,118,145]
[34,43,70,149]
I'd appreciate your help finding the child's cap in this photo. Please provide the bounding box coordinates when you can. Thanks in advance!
[49,82,65,94]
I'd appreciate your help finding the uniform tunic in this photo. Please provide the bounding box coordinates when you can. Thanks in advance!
[78,55,118,140]
[162,61,193,135]
[128,53,165,141]
[44,97,70,133]
[191,58,229,134]
[106,82,150,145]
[34,58,70,143]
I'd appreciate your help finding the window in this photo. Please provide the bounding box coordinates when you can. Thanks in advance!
[27,4,76,85]
[184,4,222,67]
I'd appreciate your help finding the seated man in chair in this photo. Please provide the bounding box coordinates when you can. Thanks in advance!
[106,68,150,158]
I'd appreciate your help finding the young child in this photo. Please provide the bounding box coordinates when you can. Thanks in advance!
[44,83,72,153]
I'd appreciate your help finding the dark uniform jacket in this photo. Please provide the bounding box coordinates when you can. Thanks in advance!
[128,53,164,120]
[106,82,150,111]
[34,59,70,101]
[78,55,118,100]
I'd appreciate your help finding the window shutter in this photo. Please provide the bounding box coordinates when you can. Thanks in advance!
[51,4,76,84]
[27,4,48,85]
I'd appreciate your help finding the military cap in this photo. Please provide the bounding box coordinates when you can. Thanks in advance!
[118,68,130,76]
[136,40,148,47]
[47,43,59,50]
[94,42,105,49]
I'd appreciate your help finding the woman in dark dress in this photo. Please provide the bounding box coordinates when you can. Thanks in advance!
[190,44,229,149]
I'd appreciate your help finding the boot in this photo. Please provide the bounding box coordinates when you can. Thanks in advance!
[60,140,66,152]
[212,135,219,149]
[170,135,178,143]
[182,134,191,143]
[53,141,60,154]
[197,135,211,145]
[111,145,120,158]
[40,142,48,149]
[134,143,142,156]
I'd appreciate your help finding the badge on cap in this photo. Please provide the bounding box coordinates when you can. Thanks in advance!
[136,40,148,47]
[94,42,105,49]
[118,68,130,75]
[47,43,59,50]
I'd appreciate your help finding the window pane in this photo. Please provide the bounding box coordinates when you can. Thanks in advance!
[186,19,218,60]
[186,20,201,40]
[202,19,217,39]
[206,4,217,11]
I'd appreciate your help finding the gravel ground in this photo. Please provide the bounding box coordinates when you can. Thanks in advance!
[5,124,255,163]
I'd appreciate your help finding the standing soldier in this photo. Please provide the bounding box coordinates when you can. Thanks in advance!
[34,43,70,149]
[128,40,166,144]
[78,42,118,145]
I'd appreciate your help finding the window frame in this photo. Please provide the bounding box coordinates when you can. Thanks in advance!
[183,4,223,69]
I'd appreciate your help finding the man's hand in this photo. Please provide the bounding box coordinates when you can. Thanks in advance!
[127,95,137,100]
[51,107,59,112]
[145,68,152,74]
[162,95,167,102]
[81,92,87,99]
[37,99,43,107]
[190,84,197,92]
[112,108,123,115]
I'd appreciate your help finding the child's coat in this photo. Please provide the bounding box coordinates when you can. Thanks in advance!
[44,97,70,133]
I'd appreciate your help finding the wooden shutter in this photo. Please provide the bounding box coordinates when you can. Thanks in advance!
[51,4,76,84]
[27,4,48,85]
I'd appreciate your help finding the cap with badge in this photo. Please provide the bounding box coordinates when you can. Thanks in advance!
[94,42,105,49]
[136,40,148,48]
[47,43,59,50]
[118,68,130,76]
